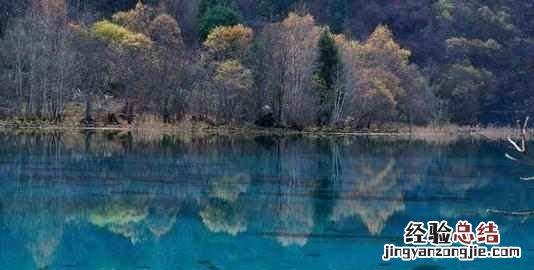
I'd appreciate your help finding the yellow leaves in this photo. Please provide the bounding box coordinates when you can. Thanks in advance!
[366,25,394,46]
[112,1,153,34]
[91,20,152,49]
[365,25,411,63]
[203,24,253,60]
[200,203,247,236]
[337,25,411,72]
[337,25,411,115]
[206,24,253,45]
[96,2,184,52]
[336,26,414,122]
[214,60,253,92]
[202,24,254,122]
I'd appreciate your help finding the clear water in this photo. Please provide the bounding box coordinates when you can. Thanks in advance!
[0,131,532,270]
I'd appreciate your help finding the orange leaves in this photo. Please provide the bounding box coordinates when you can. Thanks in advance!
[358,68,402,108]
[203,24,253,60]
[362,25,411,67]
[335,25,419,123]
[280,13,320,51]
[281,13,316,32]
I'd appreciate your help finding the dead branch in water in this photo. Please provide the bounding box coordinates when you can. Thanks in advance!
[487,208,534,217]
[505,116,534,180]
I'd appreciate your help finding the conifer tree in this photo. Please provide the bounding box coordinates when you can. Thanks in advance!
[314,27,340,125]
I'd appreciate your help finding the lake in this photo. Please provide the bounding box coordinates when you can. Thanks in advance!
[0,130,532,269]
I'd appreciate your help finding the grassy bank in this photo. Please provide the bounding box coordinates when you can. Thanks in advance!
[0,115,527,142]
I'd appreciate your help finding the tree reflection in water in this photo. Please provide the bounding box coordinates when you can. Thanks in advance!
[0,130,524,269]
[275,139,315,247]
[200,172,250,236]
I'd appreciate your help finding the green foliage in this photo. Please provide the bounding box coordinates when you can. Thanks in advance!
[314,28,340,124]
[434,0,455,22]
[199,5,242,41]
[316,28,339,90]
[257,0,297,21]
[78,0,139,16]
[446,37,502,66]
[473,6,518,41]
[446,38,502,57]
[437,63,496,124]
[77,0,160,13]
[199,0,235,18]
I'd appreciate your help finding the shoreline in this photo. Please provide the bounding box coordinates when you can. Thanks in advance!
[0,122,523,140]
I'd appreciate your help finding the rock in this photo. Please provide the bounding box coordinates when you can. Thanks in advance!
[106,113,120,125]
[192,114,217,126]
[333,120,345,129]
[255,105,275,127]
[80,117,95,127]
[332,117,354,129]
[288,122,304,131]
[344,116,355,128]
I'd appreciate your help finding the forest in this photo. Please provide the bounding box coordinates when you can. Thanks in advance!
[0,0,533,129]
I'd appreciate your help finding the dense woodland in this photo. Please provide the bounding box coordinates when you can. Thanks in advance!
[0,0,533,129]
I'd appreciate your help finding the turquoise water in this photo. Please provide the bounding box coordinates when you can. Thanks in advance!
[0,131,532,270]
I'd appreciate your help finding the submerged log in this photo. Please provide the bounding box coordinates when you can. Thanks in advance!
[487,208,534,217]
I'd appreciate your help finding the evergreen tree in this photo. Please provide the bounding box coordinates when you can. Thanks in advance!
[314,27,340,125]
[199,5,242,40]
[257,0,297,21]
[198,0,234,18]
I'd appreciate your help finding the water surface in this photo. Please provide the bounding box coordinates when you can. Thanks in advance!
[0,131,532,269]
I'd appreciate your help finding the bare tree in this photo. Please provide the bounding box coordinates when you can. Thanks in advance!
[70,23,109,125]
[149,14,187,122]
[505,116,534,181]
[2,0,75,121]
[282,13,320,127]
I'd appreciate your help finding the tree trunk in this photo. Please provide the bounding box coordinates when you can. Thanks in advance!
[84,94,93,125]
